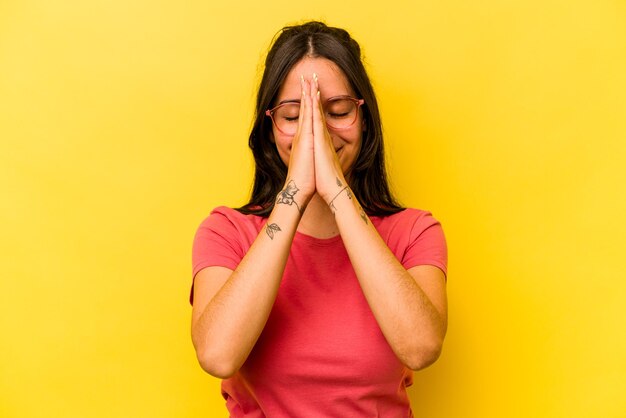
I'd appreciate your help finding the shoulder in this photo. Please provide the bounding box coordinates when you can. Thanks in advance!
[191,206,265,280]
[373,207,448,276]
[193,206,266,258]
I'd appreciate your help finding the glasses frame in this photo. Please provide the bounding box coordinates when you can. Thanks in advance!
[265,96,365,136]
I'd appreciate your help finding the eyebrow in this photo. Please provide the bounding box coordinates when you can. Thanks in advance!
[277,99,301,105]
[326,94,354,101]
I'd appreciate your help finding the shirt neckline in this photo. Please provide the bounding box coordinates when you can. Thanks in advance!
[294,230,344,246]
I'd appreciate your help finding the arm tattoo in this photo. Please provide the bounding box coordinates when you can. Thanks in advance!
[336,177,343,187]
[359,206,368,225]
[328,186,369,225]
[266,223,281,240]
[277,180,302,213]
[328,186,350,215]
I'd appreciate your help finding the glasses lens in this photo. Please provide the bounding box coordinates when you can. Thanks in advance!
[273,103,300,136]
[325,99,359,129]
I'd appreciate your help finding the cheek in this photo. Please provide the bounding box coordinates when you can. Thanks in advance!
[274,134,291,151]
[346,128,363,147]
[273,135,292,164]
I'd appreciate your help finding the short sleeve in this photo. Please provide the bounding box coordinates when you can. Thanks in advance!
[402,211,448,279]
[190,209,246,304]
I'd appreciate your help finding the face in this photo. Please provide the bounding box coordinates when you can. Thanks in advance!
[271,57,364,175]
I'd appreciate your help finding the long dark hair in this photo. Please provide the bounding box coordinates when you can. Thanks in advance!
[237,21,403,217]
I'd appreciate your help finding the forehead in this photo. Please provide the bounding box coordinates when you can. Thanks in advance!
[277,57,354,100]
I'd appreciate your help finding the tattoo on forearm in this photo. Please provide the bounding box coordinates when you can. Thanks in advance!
[336,177,342,187]
[359,206,368,225]
[277,180,302,213]
[328,186,349,215]
[266,223,281,239]
[328,186,369,225]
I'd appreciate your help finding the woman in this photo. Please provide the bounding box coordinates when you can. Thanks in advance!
[191,21,448,417]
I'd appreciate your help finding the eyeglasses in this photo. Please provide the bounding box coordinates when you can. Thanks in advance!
[265,96,365,136]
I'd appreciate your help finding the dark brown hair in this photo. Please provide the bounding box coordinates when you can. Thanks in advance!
[237,21,403,217]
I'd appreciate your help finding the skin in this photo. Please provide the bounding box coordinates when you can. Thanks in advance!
[191,57,448,378]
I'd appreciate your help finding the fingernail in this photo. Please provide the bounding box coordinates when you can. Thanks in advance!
[313,73,318,83]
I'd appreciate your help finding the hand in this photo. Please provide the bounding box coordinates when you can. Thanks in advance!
[281,76,316,212]
[311,74,348,204]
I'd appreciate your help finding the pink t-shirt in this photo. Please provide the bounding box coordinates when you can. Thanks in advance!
[191,206,448,417]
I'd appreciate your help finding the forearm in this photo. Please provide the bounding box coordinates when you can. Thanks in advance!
[331,188,446,370]
[192,194,302,377]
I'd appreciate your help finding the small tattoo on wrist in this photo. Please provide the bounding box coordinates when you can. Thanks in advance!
[266,223,281,240]
[328,186,350,215]
[336,177,342,187]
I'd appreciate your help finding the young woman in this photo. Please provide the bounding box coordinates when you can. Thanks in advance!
[190,21,448,417]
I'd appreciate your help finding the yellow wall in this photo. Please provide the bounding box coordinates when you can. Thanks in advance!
[1,1,624,417]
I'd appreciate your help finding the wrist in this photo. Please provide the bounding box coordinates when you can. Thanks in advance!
[327,186,370,227]
[319,174,349,205]
[327,186,352,214]
[276,179,311,214]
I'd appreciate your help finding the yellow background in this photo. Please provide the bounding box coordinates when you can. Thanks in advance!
[1,1,625,417]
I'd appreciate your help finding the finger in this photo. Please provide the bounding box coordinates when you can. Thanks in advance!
[314,73,326,124]
[294,75,306,137]
[297,75,305,130]
[300,76,313,137]
[311,73,325,136]
[311,74,335,153]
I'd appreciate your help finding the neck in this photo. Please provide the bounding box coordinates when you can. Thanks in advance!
[297,193,339,239]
